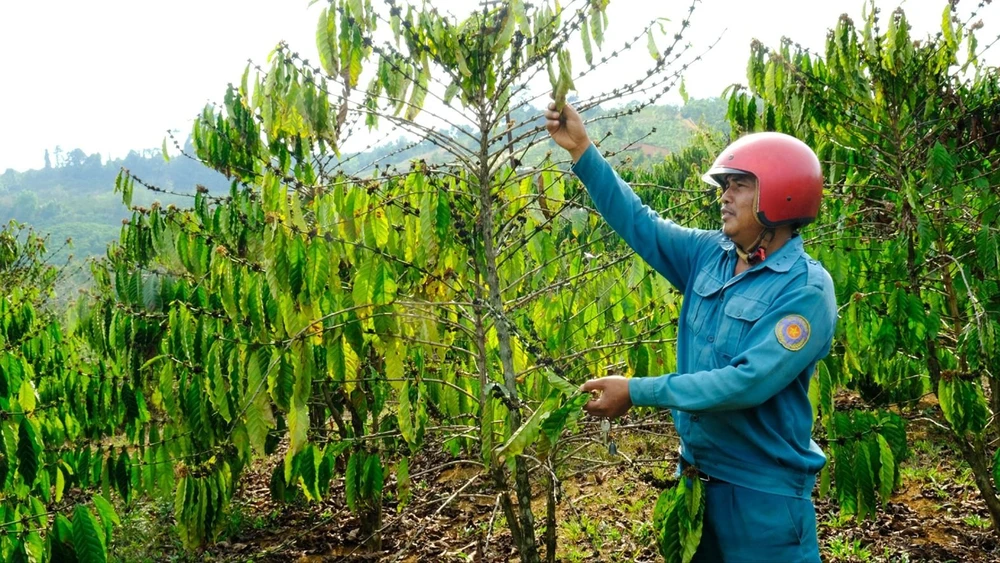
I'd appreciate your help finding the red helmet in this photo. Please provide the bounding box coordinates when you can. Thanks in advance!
[702,132,823,228]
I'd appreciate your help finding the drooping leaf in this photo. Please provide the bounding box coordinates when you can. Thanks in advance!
[876,435,895,504]
[91,494,119,546]
[71,505,106,563]
[49,514,77,563]
[647,29,660,61]
[363,452,384,501]
[580,16,593,66]
[540,393,590,443]
[396,456,411,508]
[297,444,320,501]
[495,393,560,460]
[345,451,360,512]
[17,417,40,486]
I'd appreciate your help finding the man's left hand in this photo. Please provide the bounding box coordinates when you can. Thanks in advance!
[580,376,632,418]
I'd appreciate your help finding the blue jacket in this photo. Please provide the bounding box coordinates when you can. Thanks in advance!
[572,144,836,499]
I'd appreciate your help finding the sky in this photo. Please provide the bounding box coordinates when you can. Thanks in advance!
[0,0,996,172]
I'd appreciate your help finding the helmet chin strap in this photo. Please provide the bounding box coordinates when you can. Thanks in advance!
[735,227,774,266]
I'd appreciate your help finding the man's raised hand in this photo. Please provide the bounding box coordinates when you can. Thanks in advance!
[544,102,592,163]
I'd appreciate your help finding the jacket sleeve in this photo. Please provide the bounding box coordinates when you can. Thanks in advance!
[627,282,837,412]
[571,144,712,293]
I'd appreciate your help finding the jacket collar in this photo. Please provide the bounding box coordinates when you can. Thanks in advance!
[719,232,802,273]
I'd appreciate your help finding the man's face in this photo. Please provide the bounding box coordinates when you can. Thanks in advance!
[720,174,763,248]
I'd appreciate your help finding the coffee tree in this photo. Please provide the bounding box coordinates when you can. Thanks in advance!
[727,0,1000,532]
[83,0,709,560]
[0,222,122,563]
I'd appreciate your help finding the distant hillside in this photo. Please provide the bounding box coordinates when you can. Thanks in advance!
[0,97,728,262]
[332,97,728,173]
[0,142,231,259]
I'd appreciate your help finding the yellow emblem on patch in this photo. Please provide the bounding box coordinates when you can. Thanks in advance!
[775,315,810,351]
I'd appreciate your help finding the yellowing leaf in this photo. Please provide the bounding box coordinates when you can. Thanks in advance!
[18,378,36,413]
[316,7,339,76]
[385,337,404,391]
[288,402,309,457]
[647,29,660,61]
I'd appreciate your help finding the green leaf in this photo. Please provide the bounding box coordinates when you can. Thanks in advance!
[184,376,208,443]
[658,487,681,562]
[56,466,66,502]
[49,514,77,563]
[306,238,330,301]
[540,393,590,443]
[495,393,560,460]
[269,464,287,502]
[654,476,706,563]
[91,494,119,545]
[807,371,821,426]
[819,465,831,499]
[17,417,40,486]
[363,453,384,501]
[398,381,414,445]
[855,441,876,520]
[347,0,363,19]
[345,451,360,512]
[245,350,276,456]
[876,435,895,504]
[938,377,958,431]
[207,344,232,424]
[287,234,306,298]
[115,450,131,502]
[679,478,705,563]
[372,261,397,306]
[156,446,173,499]
[547,370,578,397]
[962,381,990,435]
[72,505,107,563]
[556,49,575,111]
[318,447,334,498]
[652,486,672,533]
[297,444,320,501]
[832,442,857,515]
[269,353,295,412]
[9,540,28,563]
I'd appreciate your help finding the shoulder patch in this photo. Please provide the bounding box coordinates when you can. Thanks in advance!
[775,315,810,351]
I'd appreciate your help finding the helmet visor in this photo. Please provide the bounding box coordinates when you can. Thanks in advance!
[702,166,753,188]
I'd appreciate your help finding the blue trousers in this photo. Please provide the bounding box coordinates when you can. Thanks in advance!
[691,480,821,563]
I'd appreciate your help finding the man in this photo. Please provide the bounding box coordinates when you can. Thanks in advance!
[545,102,836,562]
